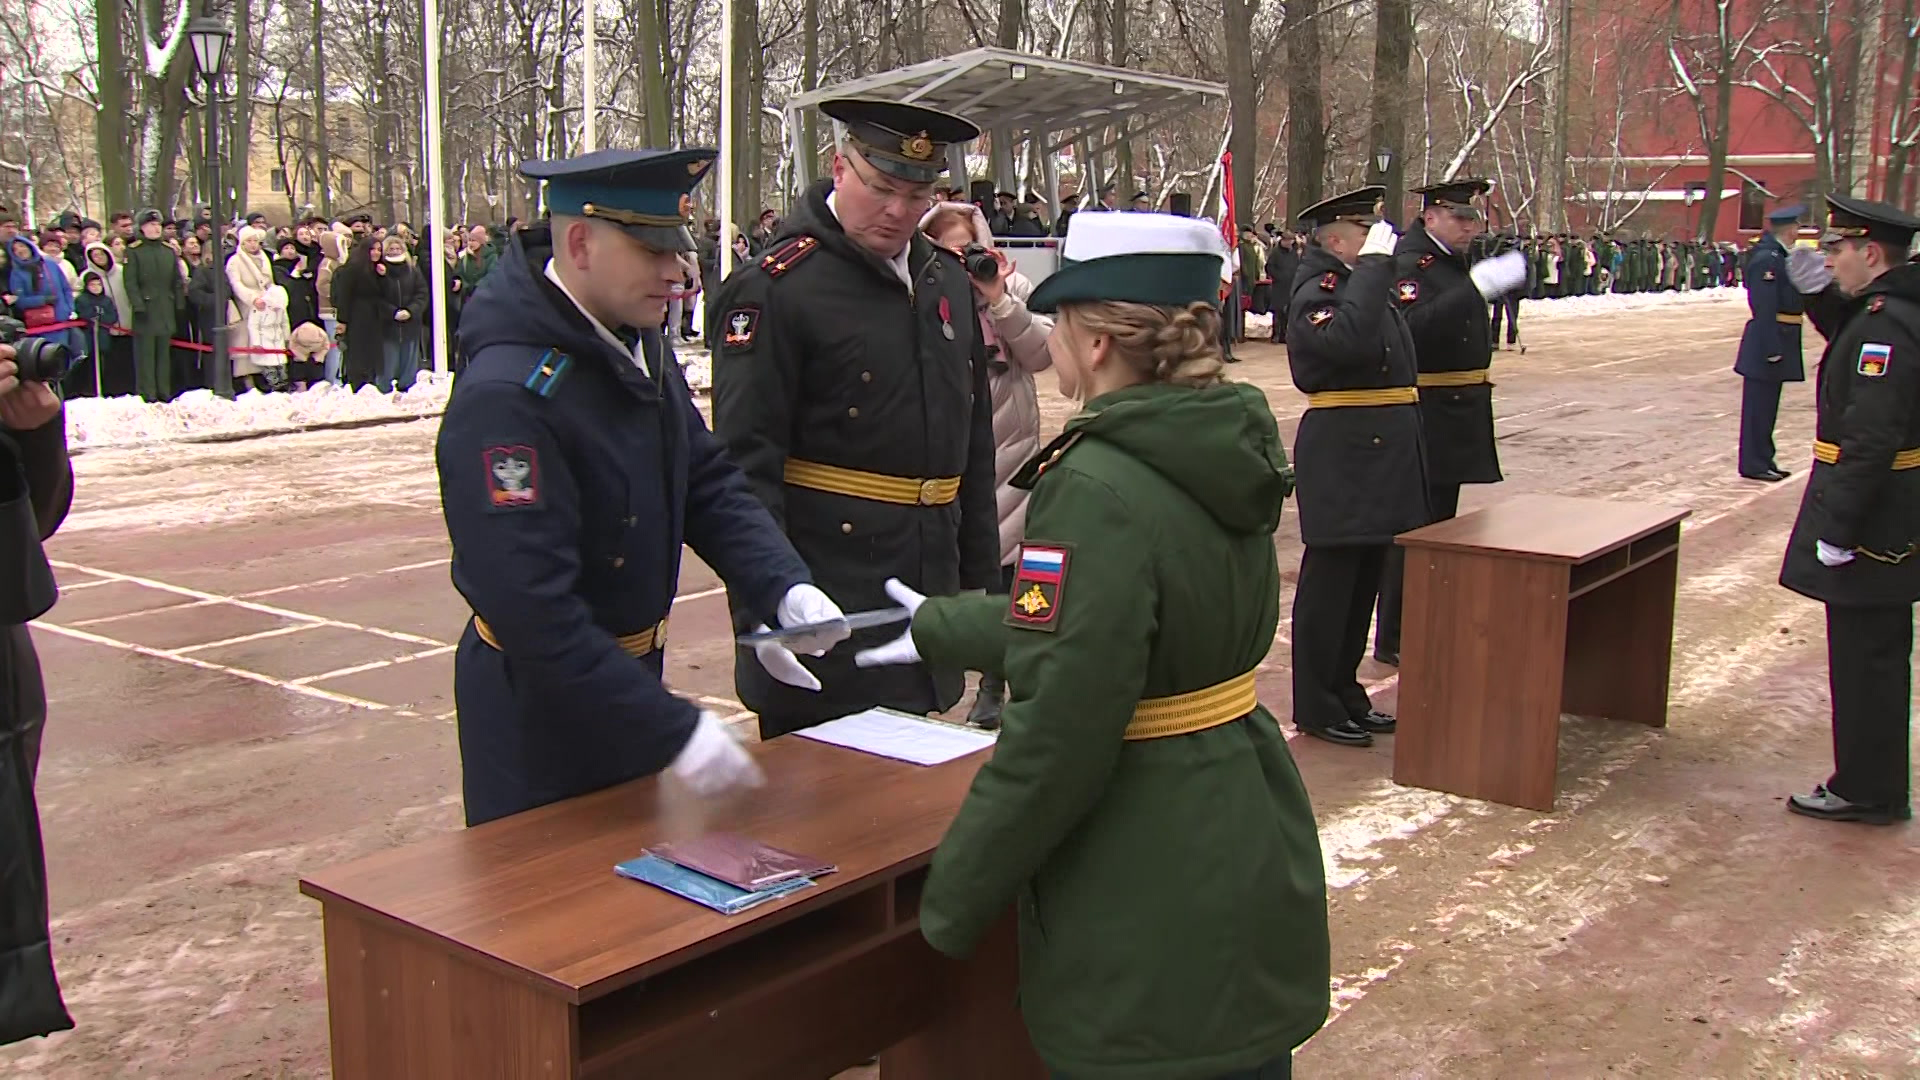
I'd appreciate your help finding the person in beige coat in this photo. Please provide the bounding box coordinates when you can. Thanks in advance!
[920,200,1054,728]
[226,226,289,390]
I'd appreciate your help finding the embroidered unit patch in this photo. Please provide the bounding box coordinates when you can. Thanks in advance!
[723,308,759,349]
[1858,343,1892,378]
[483,445,540,509]
[1006,543,1071,630]
[1396,280,1419,303]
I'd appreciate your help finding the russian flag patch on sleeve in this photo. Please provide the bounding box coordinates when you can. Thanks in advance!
[1858,343,1892,378]
[1007,543,1072,630]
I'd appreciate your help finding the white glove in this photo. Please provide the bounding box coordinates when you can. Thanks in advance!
[669,710,765,796]
[1358,221,1400,258]
[1786,246,1833,294]
[1816,540,1855,567]
[751,583,848,692]
[1470,251,1529,299]
[854,578,928,669]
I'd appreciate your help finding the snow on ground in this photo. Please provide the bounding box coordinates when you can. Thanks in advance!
[63,346,714,452]
[1243,283,1743,336]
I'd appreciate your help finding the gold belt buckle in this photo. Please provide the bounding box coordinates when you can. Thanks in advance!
[917,478,940,506]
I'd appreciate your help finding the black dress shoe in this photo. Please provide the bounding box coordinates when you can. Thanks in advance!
[1372,649,1399,667]
[1298,719,1374,747]
[1767,467,1792,480]
[1787,784,1911,825]
[1740,470,1786,482]
[1353,710,1397,734]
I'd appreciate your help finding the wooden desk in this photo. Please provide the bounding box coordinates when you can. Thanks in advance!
[298,737,1046,1079]
[1392,494,1690,811]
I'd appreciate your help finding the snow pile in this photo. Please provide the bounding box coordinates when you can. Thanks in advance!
[681,347,713,392]
[66,372,453,450]
[1241,283,1743,336]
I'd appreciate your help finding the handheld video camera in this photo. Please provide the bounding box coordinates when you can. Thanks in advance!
[961,243,1000,284]
[0,316,75,385]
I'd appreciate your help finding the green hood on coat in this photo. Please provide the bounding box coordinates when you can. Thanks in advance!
[1037,381,1292,535]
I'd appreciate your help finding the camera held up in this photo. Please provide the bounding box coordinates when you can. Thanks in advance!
[0,317,76,386]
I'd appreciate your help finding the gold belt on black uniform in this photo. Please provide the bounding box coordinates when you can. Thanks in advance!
[1416,368,1490,388]
[1305,387,1419,409]
[1125,670,1260,740]
[1776,313,1803,324]
[783,459,961,506]
[472,615,668,656]
[1812,441,1920,470]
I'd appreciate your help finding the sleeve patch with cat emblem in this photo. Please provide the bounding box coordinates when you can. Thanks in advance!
[1396,280,1420,303]
[1858,343,1892,378]
[483,445,541,510]
[1006,543,1071,631]
[1307,306,1335,327]
[722,308,759,349]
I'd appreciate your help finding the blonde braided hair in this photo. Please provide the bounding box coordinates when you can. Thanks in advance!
[1058,300,1226,388]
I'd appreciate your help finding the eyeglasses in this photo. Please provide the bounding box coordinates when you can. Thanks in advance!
[845,153,937,211]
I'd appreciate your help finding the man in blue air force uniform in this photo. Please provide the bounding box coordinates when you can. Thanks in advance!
[1734,203,1808,482]
[438,148,847,826]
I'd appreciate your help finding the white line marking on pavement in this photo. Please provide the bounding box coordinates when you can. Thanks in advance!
[1495,401,1586,425]
[290,645,457,686]
[174,623,325,654]
[241,557,452,599]
[31,621,394,712]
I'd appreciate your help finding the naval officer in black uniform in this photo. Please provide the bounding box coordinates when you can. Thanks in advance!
[1735,203,1809,481]
[1779,194,1920,825]
[711,98,999,739]
[1285,186,1431,747]
[439,149,846,826]
[1371,178,1528,665]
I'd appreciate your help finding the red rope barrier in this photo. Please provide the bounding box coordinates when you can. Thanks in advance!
[23,319,296,357]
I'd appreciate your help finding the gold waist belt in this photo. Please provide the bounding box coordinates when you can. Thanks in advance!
[1812,441,1920,470]
[472,615,668,656]
[1125,670,1260,740]
[1416,369,1491,388]
[784,459,961,506]
[1305,387,1420,409]
[1776,312,1803,324]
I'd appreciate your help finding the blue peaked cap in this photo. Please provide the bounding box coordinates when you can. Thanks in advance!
[521,147,715,252]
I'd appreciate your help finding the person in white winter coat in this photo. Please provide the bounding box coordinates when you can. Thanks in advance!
[920,200,1054,728]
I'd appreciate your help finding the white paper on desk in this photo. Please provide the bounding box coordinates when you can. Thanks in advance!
[793,708,997,766]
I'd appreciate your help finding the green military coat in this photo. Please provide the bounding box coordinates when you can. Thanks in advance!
[909,381,1330,1080]
[120,237,183,338]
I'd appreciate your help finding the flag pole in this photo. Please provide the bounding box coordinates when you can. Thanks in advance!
[717,0,736,280]
[583,0,597,150]
[423,0,450,374]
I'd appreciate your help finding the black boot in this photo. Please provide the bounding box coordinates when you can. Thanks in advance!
[968,675,1005,730]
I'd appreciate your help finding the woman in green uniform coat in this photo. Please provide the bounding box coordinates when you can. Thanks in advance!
[856,213,1330,1079]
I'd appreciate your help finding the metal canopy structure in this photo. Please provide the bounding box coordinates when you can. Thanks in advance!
[782,48,1227,219]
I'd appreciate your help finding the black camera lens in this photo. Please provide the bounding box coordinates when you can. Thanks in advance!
[962,243,999,283]
[12,336,74,385]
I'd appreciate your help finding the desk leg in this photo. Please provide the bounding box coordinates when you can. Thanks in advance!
[1562,549,1678,728]
[880,914,1048,1080]
[1393,548,1570,811]
[321,905,578,1080]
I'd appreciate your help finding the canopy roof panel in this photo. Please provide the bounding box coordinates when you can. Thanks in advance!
[785,48,1225,138]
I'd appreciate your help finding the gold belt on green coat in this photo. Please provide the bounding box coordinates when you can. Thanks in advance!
[1125,671,1260,740]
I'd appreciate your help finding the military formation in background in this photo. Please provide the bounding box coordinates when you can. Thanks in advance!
[1466,232,1747,298]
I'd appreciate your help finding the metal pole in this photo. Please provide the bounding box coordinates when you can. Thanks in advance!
[424,0,450,374]
[207,73,232,398]
[717,0,735,279]
[582,0,597,151]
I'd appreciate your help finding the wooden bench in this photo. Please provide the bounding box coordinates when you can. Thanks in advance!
[299,736,1046,1079]
[1391,494,1691,810]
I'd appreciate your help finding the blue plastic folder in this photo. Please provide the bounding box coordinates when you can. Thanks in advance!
[614,853,816,915]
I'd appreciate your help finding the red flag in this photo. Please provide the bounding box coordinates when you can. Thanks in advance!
[1220,150,1237,248]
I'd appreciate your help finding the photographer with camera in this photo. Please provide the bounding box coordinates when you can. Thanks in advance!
[919,200,1054,729]
[0,333,75,1045]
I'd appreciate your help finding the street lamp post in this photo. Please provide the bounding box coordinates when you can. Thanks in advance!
[190,16,234,398]
[1374,146,1396,225]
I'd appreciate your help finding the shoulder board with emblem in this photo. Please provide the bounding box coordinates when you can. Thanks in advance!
[1869,295,1885,313]
[761,235,820,278]
[1417,253,1435,270]
[1012,430,1085,488]
[521,348,573,398]
[1319,272,1339,291]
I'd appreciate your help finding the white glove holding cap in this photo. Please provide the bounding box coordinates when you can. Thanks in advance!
[669,710,765,797]
[752,583,848,692]
[853,578,928,669]
[1359,220,1400,258]
[1470,251,1529,299]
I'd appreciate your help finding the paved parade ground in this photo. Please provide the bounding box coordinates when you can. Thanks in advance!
[6,293,1918,1078]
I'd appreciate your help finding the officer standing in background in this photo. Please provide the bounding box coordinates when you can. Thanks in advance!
[438,148,846,826]
[1285,186,1430,747]
[1734,204,1809,481]
[1371,180,1528,665]
[1778,194,1920,825]
[710,98,999,740]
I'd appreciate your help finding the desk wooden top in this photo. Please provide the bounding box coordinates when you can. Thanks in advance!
[1396,494,1690,563]
[298,736,985,1005]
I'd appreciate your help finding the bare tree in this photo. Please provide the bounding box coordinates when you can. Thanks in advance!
[1666,0,1775,240]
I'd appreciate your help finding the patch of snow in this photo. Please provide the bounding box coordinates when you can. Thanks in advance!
[1241,284,1743,337]
[65,373,453,451]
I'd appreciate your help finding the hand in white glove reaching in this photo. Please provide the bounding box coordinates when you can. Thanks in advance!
[751,583,848,692]
[669,710,765,797]
[1470,251,1529,299]
[1816,540,1855,567]
[1358,220,1400,259]
[853,578,928,669]
[1786,245,1833,295]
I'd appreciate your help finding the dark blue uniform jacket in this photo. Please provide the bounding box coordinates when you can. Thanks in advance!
[439,225,809,825]
[1735,234,1807,382]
